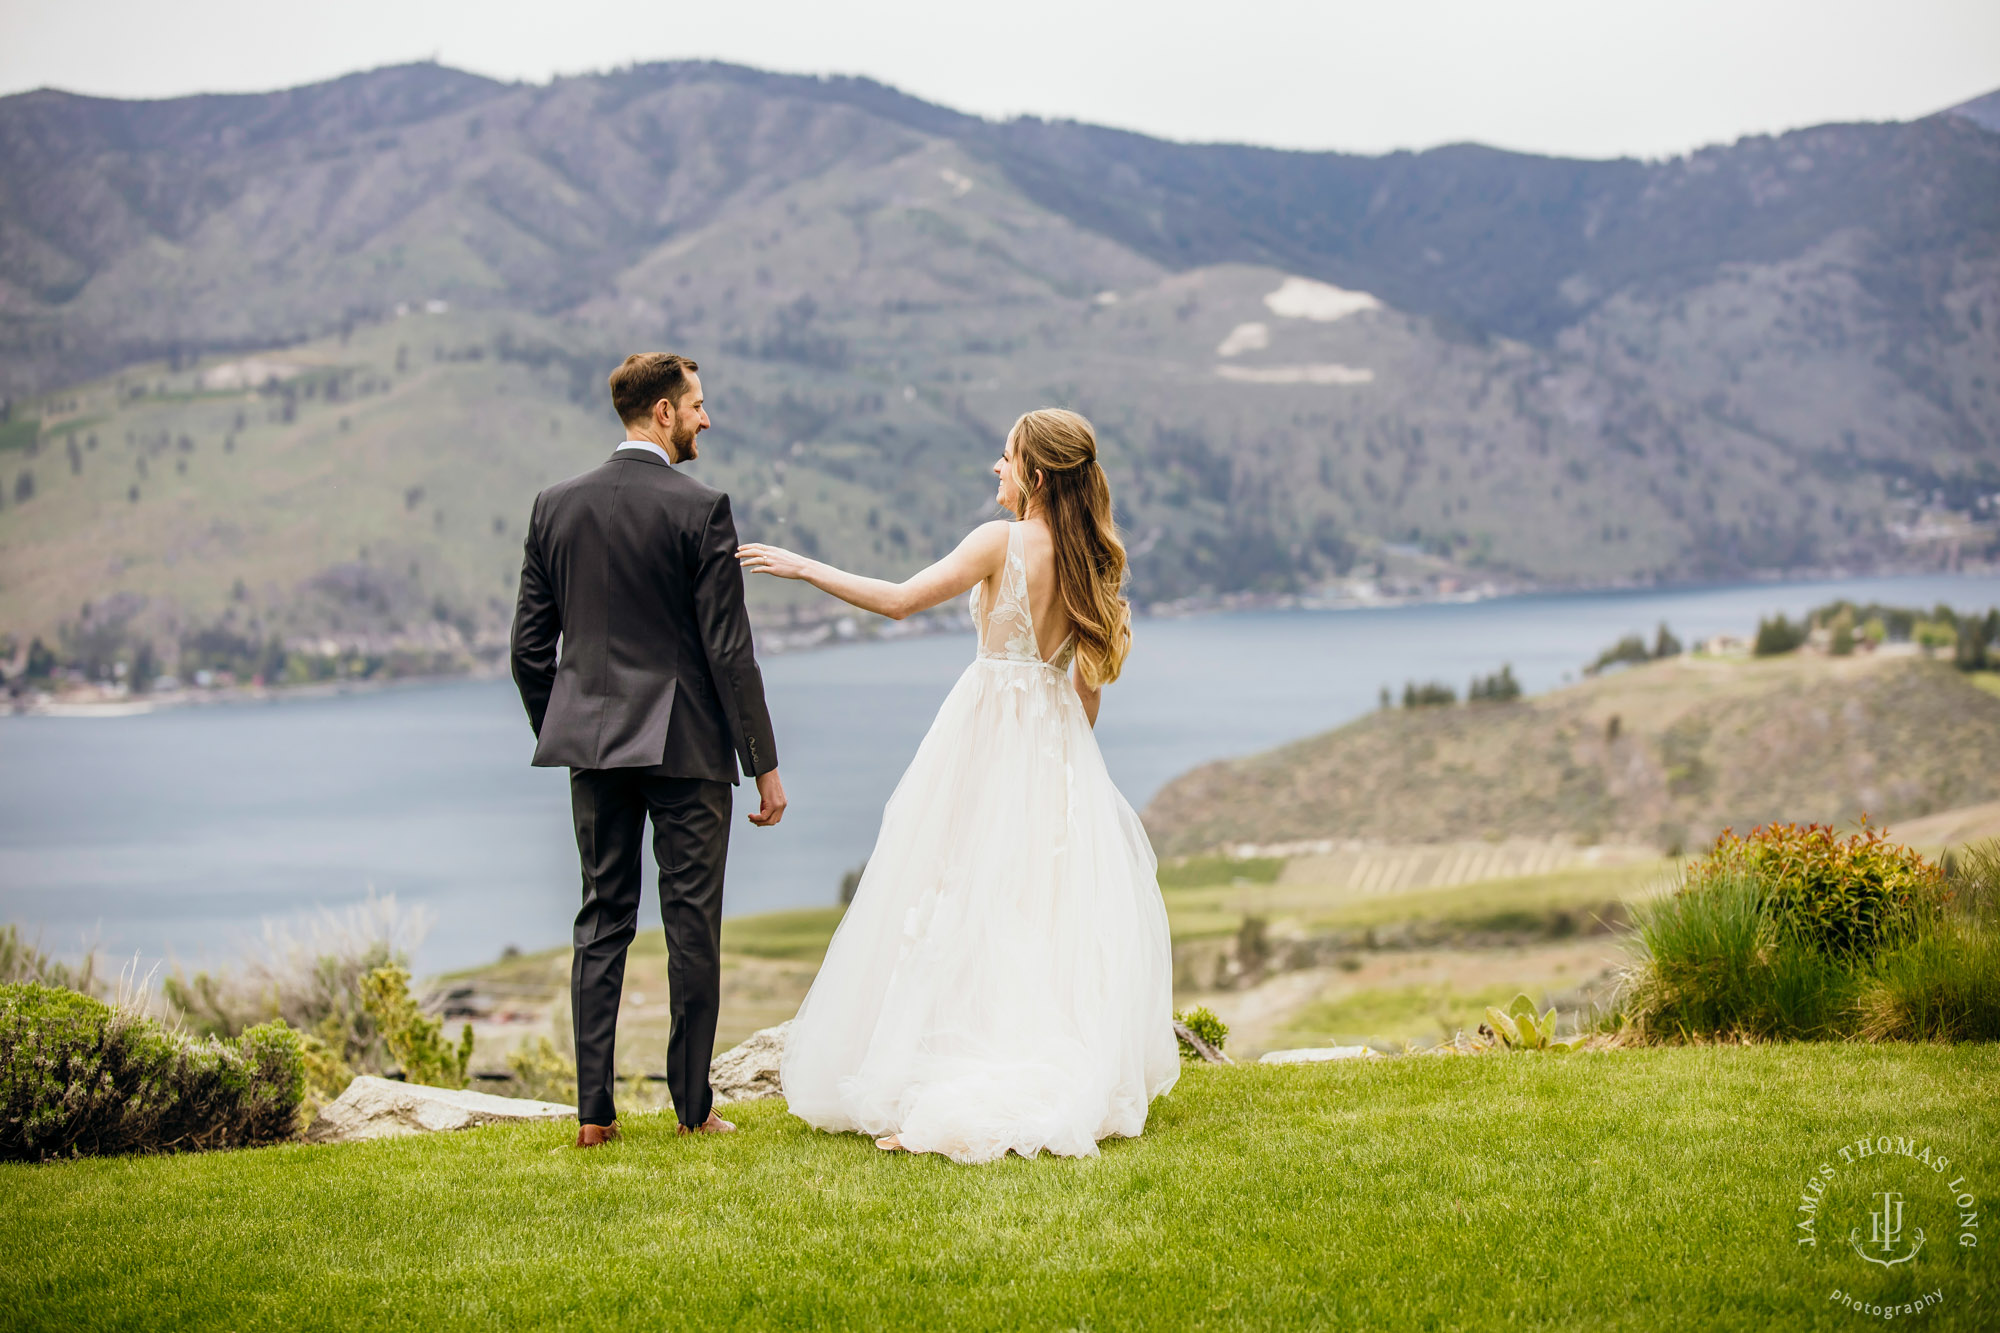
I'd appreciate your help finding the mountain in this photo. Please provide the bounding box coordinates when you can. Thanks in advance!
[0,63,1996,666]
[1141,653,2000,858]
[1952,89,2000,136]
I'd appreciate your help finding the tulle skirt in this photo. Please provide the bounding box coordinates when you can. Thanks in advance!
[778,655,1180,1164]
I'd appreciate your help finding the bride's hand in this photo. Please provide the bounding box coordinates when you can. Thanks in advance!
[737,543,813,581]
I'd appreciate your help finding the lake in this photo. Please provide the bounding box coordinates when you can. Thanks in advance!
[4,571,1997,974]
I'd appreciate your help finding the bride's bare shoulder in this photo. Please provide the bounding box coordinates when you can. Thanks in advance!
[961,519,1013,557]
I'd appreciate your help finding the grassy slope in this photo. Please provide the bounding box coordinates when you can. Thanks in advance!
[1162,859,1667,941]
[1144,652,2000,858]
[4,1047,1995,1331]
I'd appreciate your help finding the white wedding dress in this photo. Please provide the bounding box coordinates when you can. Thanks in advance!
[780,522,1180,1163]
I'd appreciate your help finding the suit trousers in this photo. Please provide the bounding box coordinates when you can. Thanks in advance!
[568,768,731,1128]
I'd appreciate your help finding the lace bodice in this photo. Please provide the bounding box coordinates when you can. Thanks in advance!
[970,522,1075,672]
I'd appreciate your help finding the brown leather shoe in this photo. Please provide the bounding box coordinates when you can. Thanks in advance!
[573,1121,621,1149]
[676,1111,736,1136]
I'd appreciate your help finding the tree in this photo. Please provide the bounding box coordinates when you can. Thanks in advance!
[12,470,33,504]
[1830,606,1856,657]
[1403,680,1456,708]
[1469,663,1521,703]
[1587,633,1650,675]
[839,862,867,905]
[1753,614,1805,656]
[1956,614,1990,671]
[24,638,57,680]
[1651,622,1682,658]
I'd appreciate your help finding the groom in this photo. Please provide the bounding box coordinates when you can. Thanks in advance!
[511,352,786,1147]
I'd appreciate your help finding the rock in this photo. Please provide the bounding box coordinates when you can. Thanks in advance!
[305,1075,575,1144]
[709,1020,789,1104]
[1258,1045,1380,1064]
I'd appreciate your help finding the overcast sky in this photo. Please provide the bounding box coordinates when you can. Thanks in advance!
[3,0,1996,159]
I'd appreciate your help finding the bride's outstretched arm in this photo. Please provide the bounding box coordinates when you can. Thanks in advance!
[738,520,1010,620]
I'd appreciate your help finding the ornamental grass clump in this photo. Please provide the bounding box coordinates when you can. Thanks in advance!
[0,982,304,1160]
[1618,825,1998,1044]
[1856,839,2000,1042]
[1621,869,1856,1041]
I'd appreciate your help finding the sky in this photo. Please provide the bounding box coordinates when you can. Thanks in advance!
[2,0,1996,159]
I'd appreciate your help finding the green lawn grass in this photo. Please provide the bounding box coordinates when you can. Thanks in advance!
[5,1046,1994,1330]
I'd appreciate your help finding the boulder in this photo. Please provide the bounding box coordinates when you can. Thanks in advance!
[710,1020,789,1104]
[305,1075,575,1144]
[1258,1045,1380,1064]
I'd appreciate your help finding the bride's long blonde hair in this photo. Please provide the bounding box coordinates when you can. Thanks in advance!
[1009,408,1132,688]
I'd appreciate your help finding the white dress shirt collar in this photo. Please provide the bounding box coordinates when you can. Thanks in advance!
[615,439,673,465]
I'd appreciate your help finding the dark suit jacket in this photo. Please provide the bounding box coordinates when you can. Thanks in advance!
[510,449,777,783]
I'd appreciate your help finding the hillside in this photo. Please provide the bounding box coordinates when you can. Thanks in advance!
[1,62,1997,662]
[1142,653,2000,857]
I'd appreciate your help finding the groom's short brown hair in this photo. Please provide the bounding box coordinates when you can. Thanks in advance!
[609,352,699,425]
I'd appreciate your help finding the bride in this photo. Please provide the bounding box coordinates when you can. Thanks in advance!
[737,407,1179,1164]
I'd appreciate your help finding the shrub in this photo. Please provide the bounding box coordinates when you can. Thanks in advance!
[1688,823,1943,962]
[1914,619,1956,653]
[361,965,472,1089]
[297,1030,357,1112]
[506,1035,578,1104]
[0,983,304,1160]
[1615,830,1989,1044]
[1174,1006,1229,1063]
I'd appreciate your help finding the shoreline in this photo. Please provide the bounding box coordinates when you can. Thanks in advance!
[8,563,1996,719]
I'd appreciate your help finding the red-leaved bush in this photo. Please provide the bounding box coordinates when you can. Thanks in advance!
[1687,821,1945,961]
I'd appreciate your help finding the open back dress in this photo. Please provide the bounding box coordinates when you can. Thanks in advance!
[778,521,1180,1163]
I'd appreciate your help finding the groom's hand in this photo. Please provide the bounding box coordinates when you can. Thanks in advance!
[748,768,788,827]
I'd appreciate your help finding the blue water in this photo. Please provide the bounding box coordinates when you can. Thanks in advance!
[3,572,1996,973]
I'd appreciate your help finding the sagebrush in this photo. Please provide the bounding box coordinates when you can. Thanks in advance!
[0,983,304,1160]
